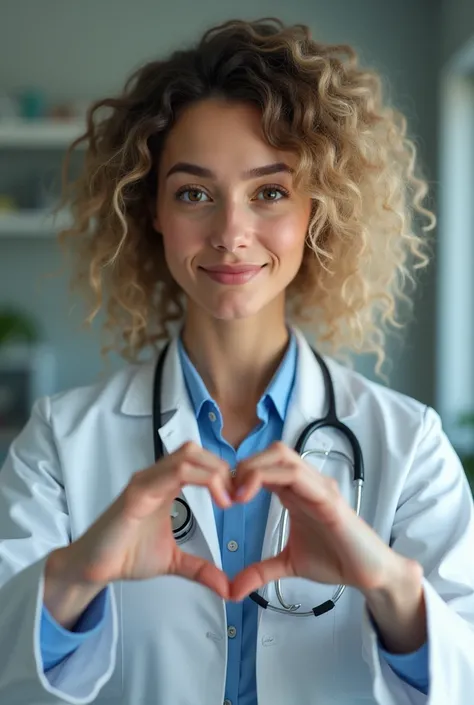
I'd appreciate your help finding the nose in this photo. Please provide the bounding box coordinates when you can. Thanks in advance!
[209,203,251,252]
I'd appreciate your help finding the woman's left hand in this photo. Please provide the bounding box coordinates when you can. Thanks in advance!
[230,441,416,603]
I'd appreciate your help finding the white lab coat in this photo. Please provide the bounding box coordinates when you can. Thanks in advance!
[0,328,474,705]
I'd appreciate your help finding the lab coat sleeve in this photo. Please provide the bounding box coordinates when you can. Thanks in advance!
[0,397,119,704]
[362,406,474,705]
[41,588,110,670]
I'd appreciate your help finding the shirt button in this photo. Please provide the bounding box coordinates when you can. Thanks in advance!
[227,625,237,639]
[224,700,232,705]
[227,540,238,552]
[208,411,217,422]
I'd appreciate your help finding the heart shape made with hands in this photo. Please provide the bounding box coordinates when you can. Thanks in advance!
[174,444,397,604]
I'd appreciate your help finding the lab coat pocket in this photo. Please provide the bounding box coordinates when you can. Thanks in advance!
[334,587,373,699]
[258,577,340,704]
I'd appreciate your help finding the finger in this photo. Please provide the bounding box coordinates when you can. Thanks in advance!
[175,443,233,500]
[174,461,233,508]
[178,442,231,474]
[229,552,292,602]
[234,443,304,501]
[125,462,232,521]
[234,463,326,505]
[150,443,230,490]
[164,461,233,507]
[236,442,299,473]
[267,484,344,530]
[173,550,230,600]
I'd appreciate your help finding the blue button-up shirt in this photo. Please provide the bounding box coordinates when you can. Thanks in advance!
[41,333,429,699]
[178,335,298,705]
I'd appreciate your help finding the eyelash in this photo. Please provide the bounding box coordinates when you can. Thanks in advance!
[174,184,290,204]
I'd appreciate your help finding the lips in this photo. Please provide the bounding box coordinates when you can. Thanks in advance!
[202,264,264,274]
[200,263,265,285]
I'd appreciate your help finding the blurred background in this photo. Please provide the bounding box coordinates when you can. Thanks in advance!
[0,0,473,478]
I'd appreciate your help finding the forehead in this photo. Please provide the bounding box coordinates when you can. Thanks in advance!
[159,99,299,175]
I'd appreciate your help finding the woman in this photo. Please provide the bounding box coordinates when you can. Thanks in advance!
[0,17,473,705]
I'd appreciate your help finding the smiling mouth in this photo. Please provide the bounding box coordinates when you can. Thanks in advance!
[199,264,267,285]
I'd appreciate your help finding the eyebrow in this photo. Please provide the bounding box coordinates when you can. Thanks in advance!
[165,161,294,180]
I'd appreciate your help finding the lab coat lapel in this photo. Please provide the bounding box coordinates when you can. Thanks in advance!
[121,330,357,573]
[158,405,222,569]
[121,337,222,569]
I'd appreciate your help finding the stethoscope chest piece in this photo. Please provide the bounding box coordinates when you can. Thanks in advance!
[154,342,364,616]
[171,497,196,544]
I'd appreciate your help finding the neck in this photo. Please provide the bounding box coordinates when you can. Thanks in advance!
[181,305,290,411]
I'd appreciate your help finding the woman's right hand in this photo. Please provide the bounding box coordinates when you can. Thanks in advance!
[46,442,233,616]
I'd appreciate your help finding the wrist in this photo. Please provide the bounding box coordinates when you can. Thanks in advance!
[363,557,426,654]
[46,545,104,587]
[363,555,422,600]
[44,547,107,630]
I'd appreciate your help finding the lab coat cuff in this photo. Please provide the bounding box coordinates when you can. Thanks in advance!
[40,588,110,671]
[36,561,119,703]
[373,610,429,695]
[362,577,474,705]
[0,555,118,703]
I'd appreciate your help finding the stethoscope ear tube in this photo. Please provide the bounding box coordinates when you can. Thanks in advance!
[248,350,365,617]
[248,591,336,617]
[152,343,196,544]
[153,342,366,615]
[295,418,364,484]
[152,343,170,461]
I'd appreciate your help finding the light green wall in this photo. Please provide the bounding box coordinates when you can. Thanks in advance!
[442,0,474,64]
[436,0,474,425]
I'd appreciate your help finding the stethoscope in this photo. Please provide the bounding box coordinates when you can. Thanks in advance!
[152,342,364,618]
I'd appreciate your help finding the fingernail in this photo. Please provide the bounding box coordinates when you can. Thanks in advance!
[222,490,232,504]
[235,486,247,500]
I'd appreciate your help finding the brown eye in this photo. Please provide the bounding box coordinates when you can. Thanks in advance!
[262,188,279,200]
[256,187,288,202]
[176,188,210,203]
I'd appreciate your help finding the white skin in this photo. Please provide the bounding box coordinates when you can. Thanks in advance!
[154,99,311,443]
[45,98,426,654]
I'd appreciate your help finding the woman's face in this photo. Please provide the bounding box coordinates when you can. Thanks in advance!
[154,99,312,323]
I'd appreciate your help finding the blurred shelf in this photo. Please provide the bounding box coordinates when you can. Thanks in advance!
[0,119,85,148]
[0,210,71,237]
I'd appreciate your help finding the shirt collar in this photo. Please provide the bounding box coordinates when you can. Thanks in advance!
[177,332,297,422]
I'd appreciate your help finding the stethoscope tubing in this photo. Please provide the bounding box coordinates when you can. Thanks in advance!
[152,341,365,617]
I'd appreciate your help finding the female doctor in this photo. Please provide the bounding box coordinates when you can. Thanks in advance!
[1,17,474,705]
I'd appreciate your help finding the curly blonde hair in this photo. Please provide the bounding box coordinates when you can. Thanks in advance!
[59,17,435,370]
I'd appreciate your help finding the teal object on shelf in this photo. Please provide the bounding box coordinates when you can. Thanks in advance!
[18,89,46,119]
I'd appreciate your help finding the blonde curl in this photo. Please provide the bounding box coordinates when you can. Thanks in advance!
[59,18,435,371]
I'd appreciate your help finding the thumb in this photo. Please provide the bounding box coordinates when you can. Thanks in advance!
[172,550,230,600]
[230,551,292,602]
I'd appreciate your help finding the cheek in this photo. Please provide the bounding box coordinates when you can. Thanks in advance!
[262,213,307,258]
[160,214,202,263]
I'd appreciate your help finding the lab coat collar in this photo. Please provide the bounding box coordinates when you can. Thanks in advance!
[120,336,182,418]
[119,328,358,568]
[119,328,358,422]
[283,327,357,426]
[121,337,223,565]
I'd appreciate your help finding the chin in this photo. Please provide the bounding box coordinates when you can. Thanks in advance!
[204,297,266,321]
[210,307,260,321]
